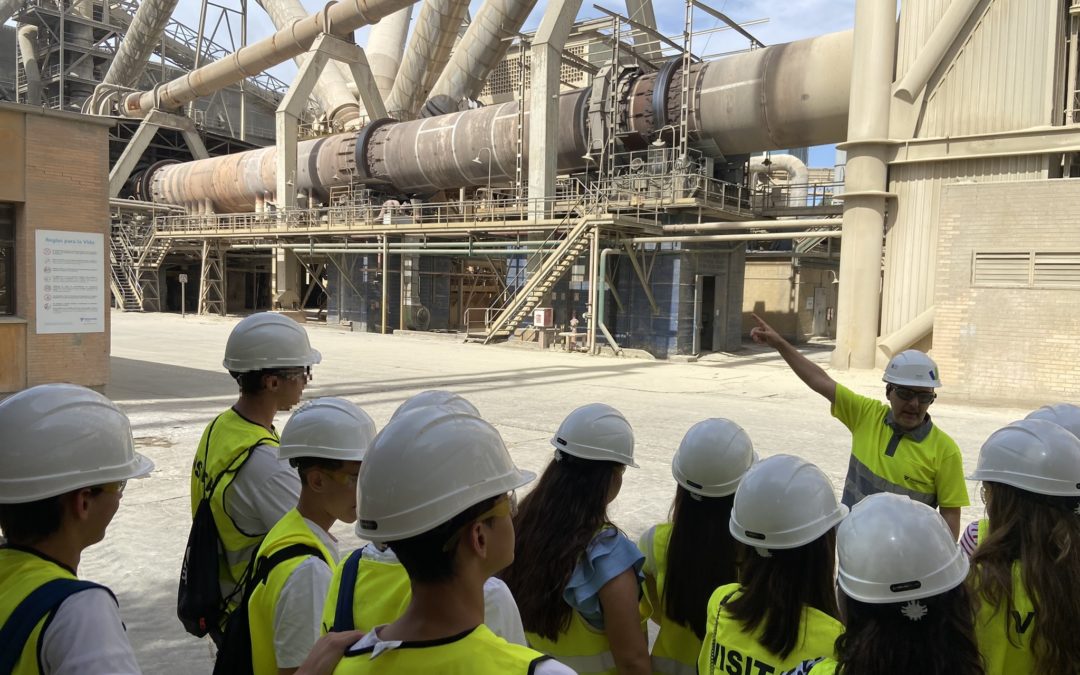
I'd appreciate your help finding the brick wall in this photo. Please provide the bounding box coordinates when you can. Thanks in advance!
[4,107,112,392]
[934,179,1080,404]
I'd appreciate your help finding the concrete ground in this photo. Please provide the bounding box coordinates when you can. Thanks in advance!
[96,311,1029,673]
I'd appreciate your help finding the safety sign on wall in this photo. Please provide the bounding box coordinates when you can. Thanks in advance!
[35,229,105,334]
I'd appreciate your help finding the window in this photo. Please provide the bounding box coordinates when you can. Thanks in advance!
[0,205,13,315]
[972,250,1080,289]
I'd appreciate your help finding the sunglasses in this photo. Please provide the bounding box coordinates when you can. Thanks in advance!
[92,480,127,495]
[441,492,517,553]
[891,386,937,405]
[324,468,360,487]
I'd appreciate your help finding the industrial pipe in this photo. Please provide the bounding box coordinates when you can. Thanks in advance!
[876,306,935,359]
[0,0,21,27]
[366,6,413,101]
[17,25,42,107]
[427,0,540,105]
[893,0,981,103]
[122,0,418,119]
[750,154,809,207]
[662,219,838,232]
[632,231,842,244]
[386,0,470,116]
[102,0,181,89]
[147,31,855,211]
[254,0,361,127]
[596,248,623,355]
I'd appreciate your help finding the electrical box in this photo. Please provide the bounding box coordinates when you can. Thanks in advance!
[533,307,553,328]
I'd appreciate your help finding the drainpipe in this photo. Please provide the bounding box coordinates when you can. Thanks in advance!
[17,25,42,107]
[596,248,622,355]
[831,0,897,370]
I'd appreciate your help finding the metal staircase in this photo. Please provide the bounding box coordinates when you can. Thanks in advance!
[109,218,172,311]
[794,215,842,253]
[480,215,595,344]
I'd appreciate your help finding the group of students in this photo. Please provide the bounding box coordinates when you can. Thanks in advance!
[1,310,1079,675]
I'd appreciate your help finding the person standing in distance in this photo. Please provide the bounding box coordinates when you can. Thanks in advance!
[190,312,321,631]
[0,384,154,674]
[749,314,968,537]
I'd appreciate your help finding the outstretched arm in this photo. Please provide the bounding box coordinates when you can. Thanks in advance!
[750,314,837,404]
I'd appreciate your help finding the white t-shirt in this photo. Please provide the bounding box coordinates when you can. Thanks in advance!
[273,518,341,669]
[226,443,302,534]
[361,545,527,646]
[349,627,575,674]
[40,587,142,674]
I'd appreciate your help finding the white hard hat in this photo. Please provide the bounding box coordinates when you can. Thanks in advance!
[882,350,942,388]
[222,312,322,373]
[278,398,376,462]
[1026,403,1080,440]
[0,384,154,503]
[837,493,968,603]
[356,405,535,543]
[729,454,847,550]
[969,419,1080,496]
[390,390,480,421]
[672,418,758,498]
[550,403,637,467]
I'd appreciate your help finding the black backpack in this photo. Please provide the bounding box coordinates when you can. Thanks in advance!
[212,543,327,675]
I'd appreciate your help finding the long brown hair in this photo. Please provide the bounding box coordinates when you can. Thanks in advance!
[723,530,839,660]
[663,487,740,639]
[500,452,621,640]
[833,585,983,675]
[970,481,1080,675]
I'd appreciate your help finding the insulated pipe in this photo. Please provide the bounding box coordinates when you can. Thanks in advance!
[148,31,854,211]
[597,248,623,355]
[632,231,842,244]
[750,154,809,207]
[102,0,181,88]
[366,6,413,101]
[426,0,540,104]
[254,0,361,127]
[17,25,42,107]
[122,0,417,119]
[386,0,470,116]
[662,219,838,232]
[876,306,934,358]
[893,0,981,103]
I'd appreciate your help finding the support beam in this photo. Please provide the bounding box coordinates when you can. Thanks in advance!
[624,0,660,58]
[622,241,659,315]
[109,110,208,198]
[690,0,765,48]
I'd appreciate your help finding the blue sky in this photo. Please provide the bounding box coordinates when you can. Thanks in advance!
[173,0,856,166]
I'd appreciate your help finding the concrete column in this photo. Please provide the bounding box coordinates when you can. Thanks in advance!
[831,0,896,370]
[272,248,302,307]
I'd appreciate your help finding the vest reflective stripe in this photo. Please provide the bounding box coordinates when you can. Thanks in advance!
[698,583,843,675]
[191,408,279,601]
[248,509,333,675]
[842,453,937,508]
[333,624,545,674]
[321,548,412,635]
[0,548,84,675]
[642,523,703,675]
[527,607,643,675]
[974,519,1038,675]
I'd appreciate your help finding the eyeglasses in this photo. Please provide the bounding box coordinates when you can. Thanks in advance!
[892,386,937,405]
[325,469,359,487]
[274,367,312,383]
[92,480,127,495]
[441,492,517,552]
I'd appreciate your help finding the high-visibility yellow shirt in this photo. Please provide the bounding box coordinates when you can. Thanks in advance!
[974,519,1038,675]
[639,523,703,675]
[832,383,969,509]
[698,582,842,675]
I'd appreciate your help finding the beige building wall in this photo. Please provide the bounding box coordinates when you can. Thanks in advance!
[0,103,113,393]
[742,259,838,342]
[934,179,1080,404]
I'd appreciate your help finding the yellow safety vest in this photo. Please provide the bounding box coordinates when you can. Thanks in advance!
[698,582,843,675]
[320,547,412,634]
[808,657,838,674]
[190,407,279,603]
[333,624,547,674]
[0,547,113,675]
[974,519,1038,675]
[247,509,333,675]
[640,523,702,675]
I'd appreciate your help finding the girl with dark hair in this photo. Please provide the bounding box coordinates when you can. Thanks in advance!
[501,403,650,675]
[638,418,756,674]
[966,418,1080,675]
[787,492,981,675]
[698,455,846,675]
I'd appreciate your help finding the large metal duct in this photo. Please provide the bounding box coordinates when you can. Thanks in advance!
[750,154,809,207]
[102,0,180,88]
[386,0,470,116]
[366,6,413,102]
[0,0,22,27]
[121,0,417,119]
[427,0,539,104]
[254,0,360,128]
[147,31,854,211]
[17,25,42,107]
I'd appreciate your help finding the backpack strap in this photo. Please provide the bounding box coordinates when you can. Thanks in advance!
[331,548,364,633]
[0,579,109,674]
[253,544,328,588]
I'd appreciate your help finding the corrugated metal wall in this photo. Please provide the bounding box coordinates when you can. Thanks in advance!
[880,0,1060,338]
